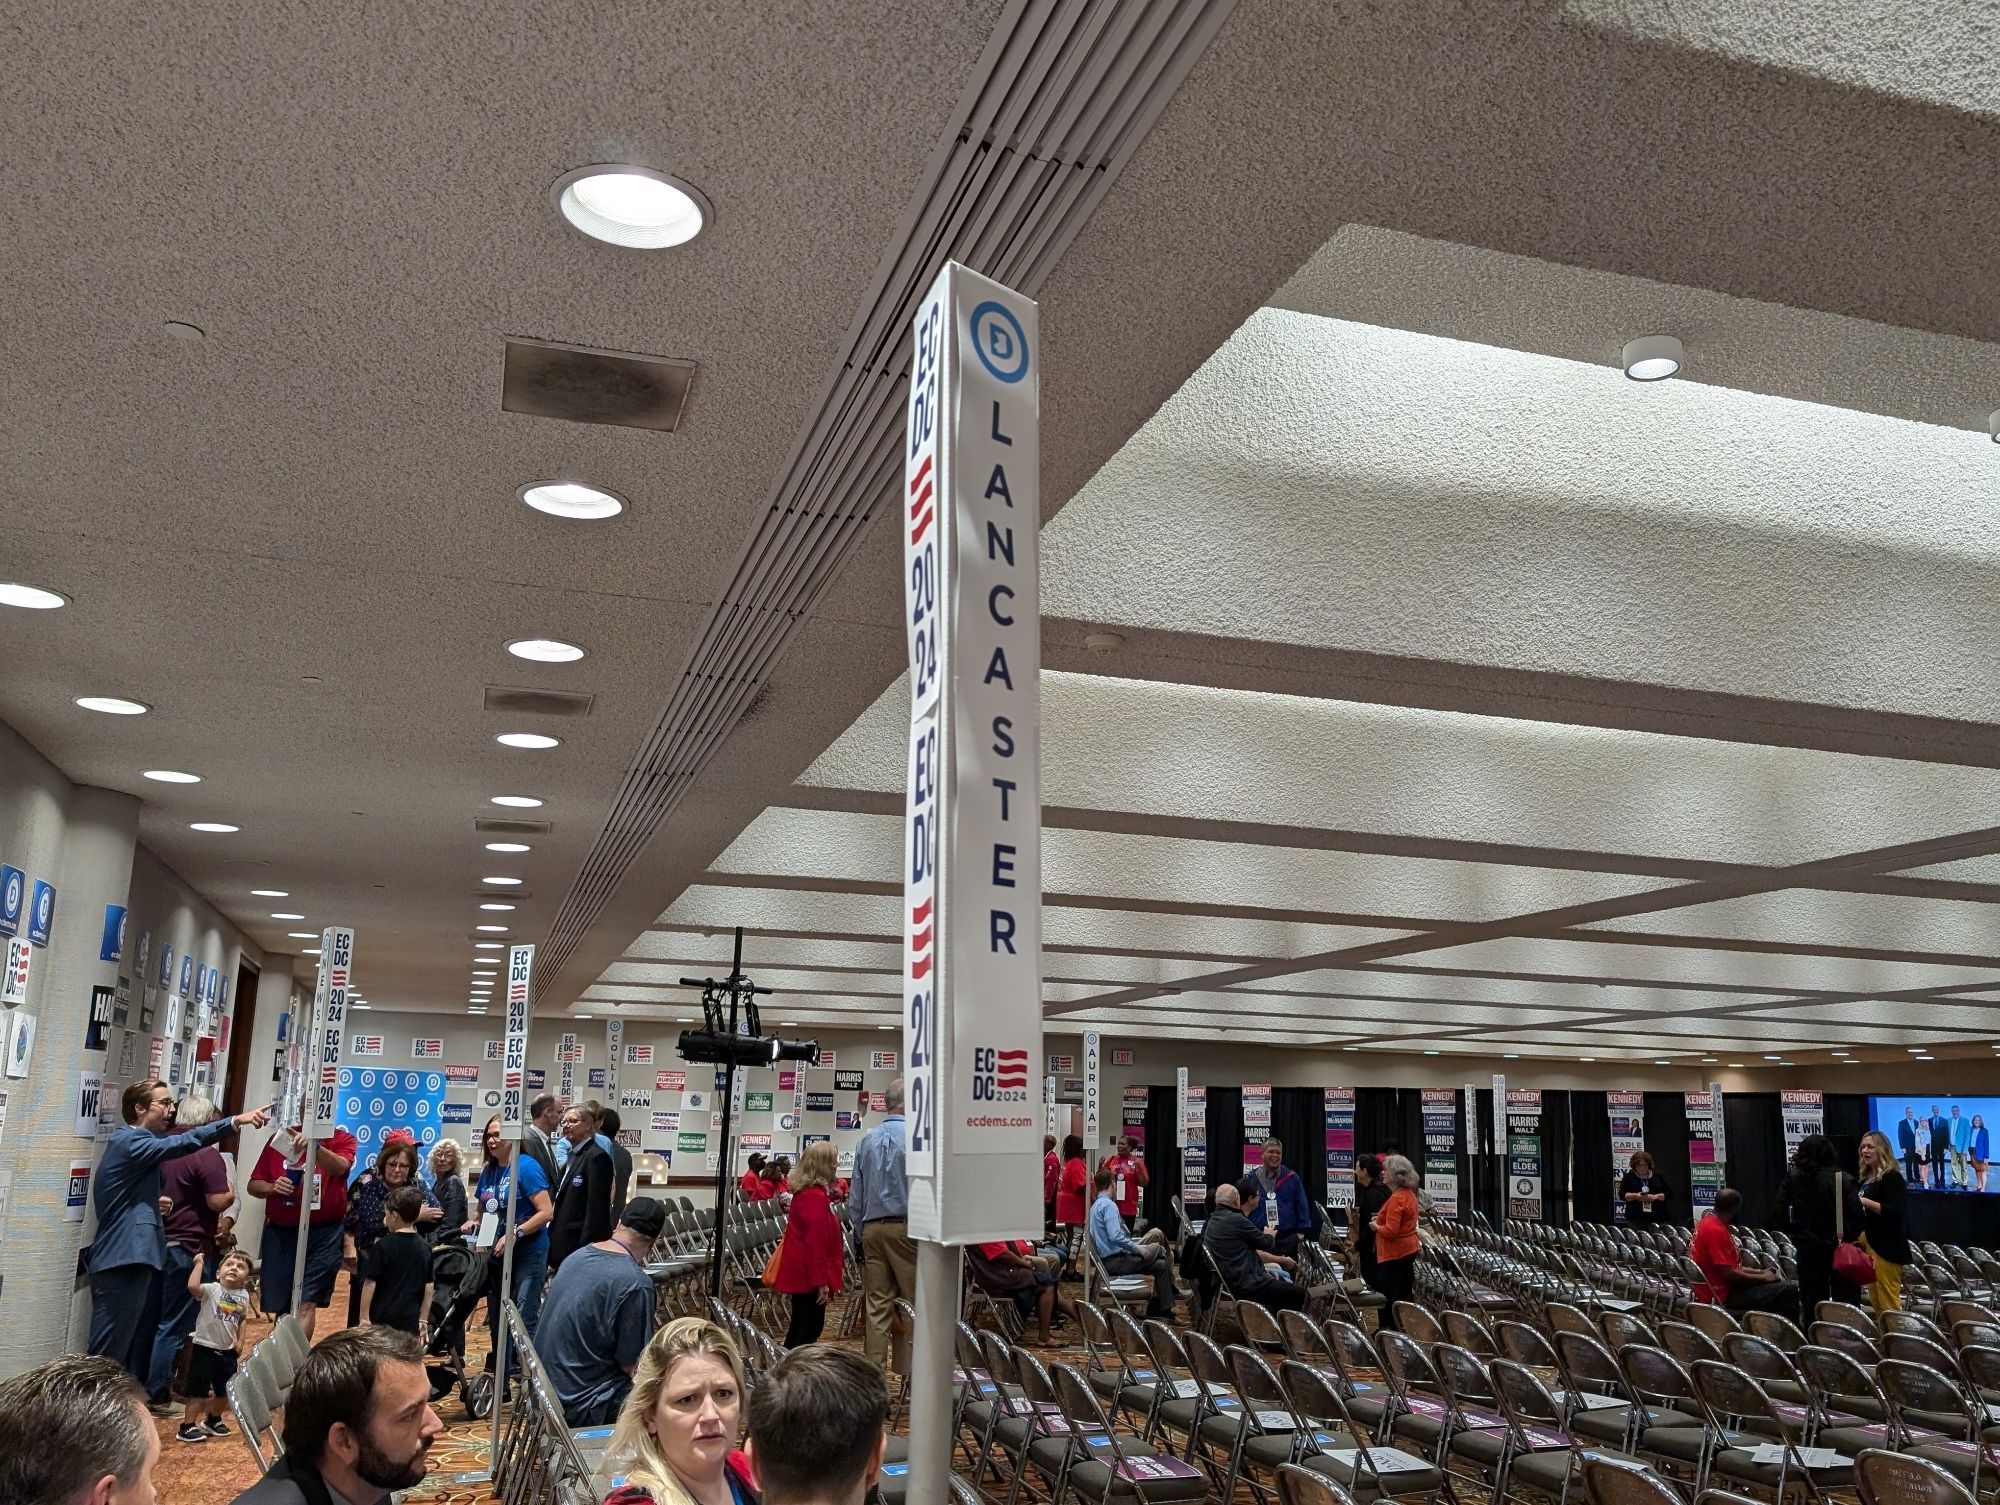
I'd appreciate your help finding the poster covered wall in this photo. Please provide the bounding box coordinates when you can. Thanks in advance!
[1688,1089,1722,1212]
[1505,1088,1542,1219]
[1325,1087,1355,1210]
[1608,1090,1645,1222]
[1421,1088,1459,1218]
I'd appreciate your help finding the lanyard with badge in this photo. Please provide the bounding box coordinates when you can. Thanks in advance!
[476,1170,510,1249]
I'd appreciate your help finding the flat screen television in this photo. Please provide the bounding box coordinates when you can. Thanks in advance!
[1868,1096,2000,1193]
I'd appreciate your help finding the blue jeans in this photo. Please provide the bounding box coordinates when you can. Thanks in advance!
[486,1241,547,1374]
[259,1220,345,1313]
[147,1246,199,1403]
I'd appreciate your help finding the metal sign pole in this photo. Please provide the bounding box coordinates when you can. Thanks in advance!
[490,943,535,1462]
[900,261,1044,1505]
[294,927,353,1319]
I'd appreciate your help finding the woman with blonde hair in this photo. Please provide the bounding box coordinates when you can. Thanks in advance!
[605,1317,758,1505]
[1856,1129,1909,1313]
[1368,1153,1422,1328]
[769,1140,845,1348]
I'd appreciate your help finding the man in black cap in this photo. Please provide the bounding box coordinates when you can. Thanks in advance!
[532,1196,665,1424]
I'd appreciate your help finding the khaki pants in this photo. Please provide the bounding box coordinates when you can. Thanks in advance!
[862,1218,919,1367]
[1954,1147,1971,1188]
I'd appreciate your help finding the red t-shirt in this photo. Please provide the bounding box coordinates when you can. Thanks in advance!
[975,1239,1039,1260]
[252,1129,358,1227]
[739,1169,764,1198]
[1102,1153,1148,1217]
[1055,1157,1089,1225]
[1689,1213,1739,1303]
[1044,1151,1061,1203]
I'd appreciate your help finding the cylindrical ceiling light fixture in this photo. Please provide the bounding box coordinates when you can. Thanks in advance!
[1621,335,1684,382]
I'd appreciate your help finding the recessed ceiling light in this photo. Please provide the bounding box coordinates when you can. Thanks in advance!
[270,911,305,920]
[1422,1049,1440,1056]
[475,924,508,933]
[1503,1054,1520,1060]
[490,795,544,809]
[482,876,523,886]
[553,165,710,249]
[302,947,322,956]
[1728,1062,1743,1067]
[496,732,560,750]
[1907,1047,1927,1053]
[190,822,239,833]
[143,769,202,784]
[1989,410,2000,444]
[251,889,288,897]
[1621,334,1683,382]
[0,581,69,610]
[485,842,531,853]
[479,902,516,912]
[877,1024,895,1031]
[1765,1055,1783,1061]
[505,638,585,664]
[76,696,150,715]
[475,942,505,950]
[1653,1060,1670,1065]
[519,481,626,521]
[1340,1046,1359,1052]
[472,970,497,978]
[287,931,315,939]
[349,1002,371,1010]
[1701,1057,1718,1063]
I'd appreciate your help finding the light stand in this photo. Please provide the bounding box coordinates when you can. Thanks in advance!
[675,926,772,1300]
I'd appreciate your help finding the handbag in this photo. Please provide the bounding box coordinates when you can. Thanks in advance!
[1832,1172,1876,1284]
[761,1228,787,1288]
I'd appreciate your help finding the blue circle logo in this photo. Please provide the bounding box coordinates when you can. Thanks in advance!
[3,874,19,912]
[371,1097,385,1116]
[426,1073,443,1093]
[339,1070,354,1089]
[361,1071,377,1090]
[346,1096,362,1116]
[393,1098,408,1118]
[969,301,1029,384]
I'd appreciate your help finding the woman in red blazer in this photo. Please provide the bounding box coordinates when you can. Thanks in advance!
[771,1141,845,1347]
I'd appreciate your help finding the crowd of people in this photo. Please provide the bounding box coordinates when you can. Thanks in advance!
[36,1070,1946,1505]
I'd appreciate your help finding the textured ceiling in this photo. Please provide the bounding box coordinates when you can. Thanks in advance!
[6,0,2000,1051]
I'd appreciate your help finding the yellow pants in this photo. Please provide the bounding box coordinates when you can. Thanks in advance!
[1861,1235,1902,1313]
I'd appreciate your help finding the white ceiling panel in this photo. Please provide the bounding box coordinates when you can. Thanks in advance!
[1579,889,2000,957]
[1415,935,2000,995]
[806,669,2000,869]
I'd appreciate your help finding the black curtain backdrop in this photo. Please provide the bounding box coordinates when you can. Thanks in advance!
[1725,1094,1788,1226]
[1472,1088,1496,1225]
[1542,1091,1574,1225]
[1272,1087,1328,1210]
[1645,1092,1693,1227]
[1825,1095,1867,1176]
[1144,1085,1179,1233]
[1399,1088,1428,1171]
[1570,1091,1613,1224]
[1207,1086,1245,1200]
[1356,1088,1402,1161]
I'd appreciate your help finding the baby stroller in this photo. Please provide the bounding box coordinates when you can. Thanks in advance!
[425,1240,498,1419]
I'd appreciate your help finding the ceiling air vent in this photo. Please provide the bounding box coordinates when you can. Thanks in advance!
[536,0,1240,991]
[475,817,553,836]
[474,889,532,902]
[483,685,595,718]
[500,336,695,432]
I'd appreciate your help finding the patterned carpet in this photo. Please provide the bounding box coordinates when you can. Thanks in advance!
[148,1274,935,1505]
[151,1272,514,1505]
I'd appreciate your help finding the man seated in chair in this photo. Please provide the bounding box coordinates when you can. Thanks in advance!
[1689,1188,1800,1319]
[1201,1178,1308,1313]
[1087,1168,1176,1319]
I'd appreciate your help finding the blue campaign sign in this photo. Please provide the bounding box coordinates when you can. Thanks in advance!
[0,865,22,938]
[159,941,175,988]
[27,879,55,947]
[588,1068,606,1088]
[338,1067,448,1166]
[526,1068,546,1090]
[837,1111,861,1130]
[442,1103,473,1126]
[179,954,193,993]
[99,904,127,962]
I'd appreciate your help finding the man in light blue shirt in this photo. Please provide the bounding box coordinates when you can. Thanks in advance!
[847,1078,917,1366]
[1087,1167,1176,1318]
[1951,1105,1974,1192]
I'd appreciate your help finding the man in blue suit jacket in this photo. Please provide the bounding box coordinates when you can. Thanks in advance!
[89,1079,269,1390]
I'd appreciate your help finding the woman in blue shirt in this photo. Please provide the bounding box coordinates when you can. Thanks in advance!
[465,1115,554,1363]
[1975,1115,1991,1194]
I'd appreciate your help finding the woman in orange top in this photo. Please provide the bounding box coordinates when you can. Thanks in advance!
[771,1141,845,1348]
[1369,1153,1422,1329]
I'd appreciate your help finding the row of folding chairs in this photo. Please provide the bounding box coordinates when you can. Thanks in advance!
[225,1313,310,1467]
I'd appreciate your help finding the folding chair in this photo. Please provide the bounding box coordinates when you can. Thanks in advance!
[1443,1310,1498,1358]
[1491,1356,1640,1504]
[1877,1358,2000,1497]
[1580,1452,1688,1505]
[1685,1303,1742,1343]
[1691,1359,1855,1505]
[1660,1322,1725,1369]
[1279,1359,1449,1504]
[226,1368,281,1469]
[1816,1301,1874,1334]
[1854,1447,1978,1505]
[1616,1344,1711,1485]
[1745,1311,1808,1355]
[1050,1360,1211,1503]
[1393,1303,1445,1348]
[1600,1310,1658,1352]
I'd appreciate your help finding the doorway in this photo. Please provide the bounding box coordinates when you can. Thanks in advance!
[224,958,261,1114]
